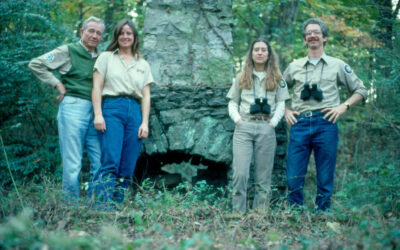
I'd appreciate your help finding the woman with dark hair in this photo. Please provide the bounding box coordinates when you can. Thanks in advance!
[92,19,153,208]
[226,38,290,213]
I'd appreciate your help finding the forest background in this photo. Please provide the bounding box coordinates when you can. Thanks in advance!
[0,0,399,249]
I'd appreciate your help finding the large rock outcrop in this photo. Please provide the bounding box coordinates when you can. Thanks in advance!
[143,0,234,85]
[142,85,288,187]
[141,0,288,188]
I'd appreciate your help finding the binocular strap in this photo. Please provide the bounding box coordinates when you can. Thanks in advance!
[305,61,325,88]
[252,80,268,100]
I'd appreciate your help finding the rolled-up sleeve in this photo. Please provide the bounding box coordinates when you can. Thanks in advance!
[276,79,290,102]
[338,61,368,100]
[28,45,70,87]
[143,60,155,87]
[93,52,109,77]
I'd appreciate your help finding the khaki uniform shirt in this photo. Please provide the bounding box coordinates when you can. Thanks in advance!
[94,50,154,101]
[227,71,290,126]
[28,41,98,87]
[283,53,368,113]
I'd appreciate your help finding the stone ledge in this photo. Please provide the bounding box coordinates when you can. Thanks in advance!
[143,85,288,187]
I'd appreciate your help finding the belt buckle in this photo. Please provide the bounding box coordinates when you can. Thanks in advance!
[304,111,313,118]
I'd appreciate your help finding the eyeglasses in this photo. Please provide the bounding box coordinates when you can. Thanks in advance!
[305,30,322,36]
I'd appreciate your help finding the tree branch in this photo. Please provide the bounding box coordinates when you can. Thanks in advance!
[394,0,400,20]
[371,102,400,137]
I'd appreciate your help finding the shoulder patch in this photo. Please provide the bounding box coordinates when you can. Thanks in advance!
[344,64,353,74]
[279,79,287,88]
[44,53,55,63]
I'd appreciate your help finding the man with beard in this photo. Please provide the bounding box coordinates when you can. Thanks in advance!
[283,18,368,211]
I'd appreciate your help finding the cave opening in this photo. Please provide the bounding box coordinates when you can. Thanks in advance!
[133,151,229,188]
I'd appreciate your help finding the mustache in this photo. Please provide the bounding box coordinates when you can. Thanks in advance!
[307,37,319,42]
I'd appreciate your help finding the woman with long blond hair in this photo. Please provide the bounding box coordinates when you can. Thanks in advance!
[227,38,290,213]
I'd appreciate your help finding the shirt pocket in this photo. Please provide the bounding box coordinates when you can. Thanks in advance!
[320,72,338,94]
[292,77,305,94]
[130,67,145,88]
[240,88,253,103]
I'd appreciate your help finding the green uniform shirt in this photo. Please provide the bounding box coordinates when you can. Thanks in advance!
[283,53,368,113]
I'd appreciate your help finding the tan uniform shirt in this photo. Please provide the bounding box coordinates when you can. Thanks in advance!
[283,53,368,113]
[227,71,290,127]
[28,41,97,87]
[94,50,154,101]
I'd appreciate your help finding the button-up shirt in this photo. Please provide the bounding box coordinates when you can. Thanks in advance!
[94,49,154,101]
[226,71,290,127]
[283,53,368,113]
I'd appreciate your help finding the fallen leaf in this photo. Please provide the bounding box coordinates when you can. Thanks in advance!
[327,221,341,233]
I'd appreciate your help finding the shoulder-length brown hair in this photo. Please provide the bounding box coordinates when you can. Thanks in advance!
[106,19,141,58]
[239,38,281,91]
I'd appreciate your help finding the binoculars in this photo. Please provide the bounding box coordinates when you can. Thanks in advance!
[250,98,271,115]
[300,83,323,101]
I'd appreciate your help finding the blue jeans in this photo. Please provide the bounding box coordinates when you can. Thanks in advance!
[95,97,142,206]
[57,96,101,202]
[286,114,338,210]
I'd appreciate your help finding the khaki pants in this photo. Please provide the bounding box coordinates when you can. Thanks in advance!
[232,119,276,213]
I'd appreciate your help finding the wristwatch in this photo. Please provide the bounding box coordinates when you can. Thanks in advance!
[344,102,350,110]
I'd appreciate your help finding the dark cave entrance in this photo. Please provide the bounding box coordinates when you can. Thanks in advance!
[133,151,229,188]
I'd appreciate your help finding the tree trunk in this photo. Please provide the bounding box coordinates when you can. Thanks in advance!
[278,0,299,30]
[267,0,300,69]
[375,0,394,49]
[104,0,124,40]
[373,0,399,77]
[76,2,84,38]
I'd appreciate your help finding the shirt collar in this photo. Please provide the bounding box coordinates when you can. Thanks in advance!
[320,53,329,65]
[113,48,139,60]
[79,40,98,57]
[301,52,329,67]
[114,49,140,69]
[252,70,266,80]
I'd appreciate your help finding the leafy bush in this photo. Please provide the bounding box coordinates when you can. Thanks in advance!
[0,0,68,185]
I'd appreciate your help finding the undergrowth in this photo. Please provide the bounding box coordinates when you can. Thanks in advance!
[1,119,399,249]
[0,174,399,249]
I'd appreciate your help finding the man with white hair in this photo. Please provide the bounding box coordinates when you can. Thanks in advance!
[29,16,105,204]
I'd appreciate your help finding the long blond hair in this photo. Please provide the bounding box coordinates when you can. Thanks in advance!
[239,38,281,91]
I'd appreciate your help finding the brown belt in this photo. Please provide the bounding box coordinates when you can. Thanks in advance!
[241,114,272,121]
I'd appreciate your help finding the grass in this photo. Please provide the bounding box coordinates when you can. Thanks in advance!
[1,119,399,249]
[0,174,399,249]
